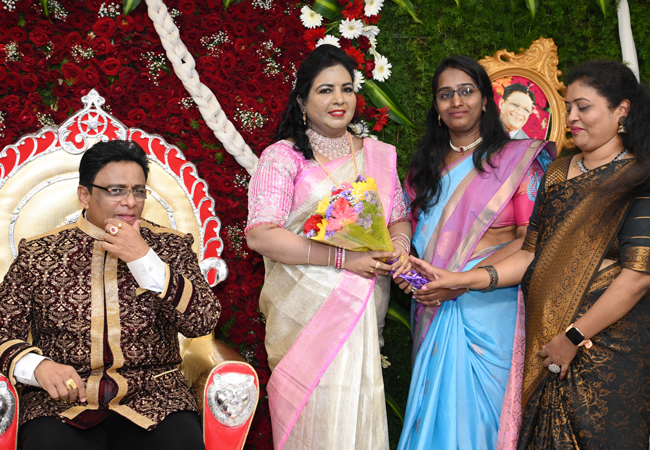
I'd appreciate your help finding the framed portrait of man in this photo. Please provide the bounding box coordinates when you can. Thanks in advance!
[479,37,570,152]
[493,76,550,140]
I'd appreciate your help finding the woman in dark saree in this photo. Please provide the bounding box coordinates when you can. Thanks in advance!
[407,60,650,449]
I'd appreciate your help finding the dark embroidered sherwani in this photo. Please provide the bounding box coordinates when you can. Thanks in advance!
[0,216,220,429]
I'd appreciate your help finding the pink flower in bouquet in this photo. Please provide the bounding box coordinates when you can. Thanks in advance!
[326,197,358,233]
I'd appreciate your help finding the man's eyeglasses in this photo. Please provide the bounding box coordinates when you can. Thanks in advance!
[91,184,151,201]
[504,98,533,115]
[436,85,479,101]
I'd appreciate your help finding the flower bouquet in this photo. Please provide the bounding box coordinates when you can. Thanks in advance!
[303,175,429,288]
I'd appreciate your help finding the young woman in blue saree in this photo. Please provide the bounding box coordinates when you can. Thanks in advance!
[397,56,555,450]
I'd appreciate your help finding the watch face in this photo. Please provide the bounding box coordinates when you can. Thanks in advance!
[565,327,584,346]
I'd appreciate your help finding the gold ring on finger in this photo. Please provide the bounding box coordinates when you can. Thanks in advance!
[65,378,77,391]
[375,261,381,269]
[108,225,119,236]
[370,267,375,274]
[117,222,123,228]
[434,299,441,307]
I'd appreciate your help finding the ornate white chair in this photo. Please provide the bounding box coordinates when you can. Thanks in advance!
[0,90,258,450]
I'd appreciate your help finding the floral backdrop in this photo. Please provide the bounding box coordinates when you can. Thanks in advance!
[0,0,397,447]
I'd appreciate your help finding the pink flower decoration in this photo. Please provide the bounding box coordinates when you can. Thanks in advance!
[326,197,359,232]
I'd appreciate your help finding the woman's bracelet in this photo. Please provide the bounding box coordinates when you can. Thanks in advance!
[307,240,312,265]
[391,232,411,244]
[478,265,498,292]
[392,239,409,254]
[391,236,411,253]
[334,247,344,269]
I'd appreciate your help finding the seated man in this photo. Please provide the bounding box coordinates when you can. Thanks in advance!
[0,140,221,450]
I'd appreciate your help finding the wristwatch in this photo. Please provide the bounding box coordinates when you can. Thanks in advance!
[565,324,593,349]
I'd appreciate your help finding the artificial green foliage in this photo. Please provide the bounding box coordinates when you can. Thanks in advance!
[362,80,419,128]
[524,0,539,18]
[312,0,340,20]
[376,1,650,447]
[387,300,411,331]
[595,0,609,17]
[122,0,142,15]
[40,0,49,20]
[390,0,424,23]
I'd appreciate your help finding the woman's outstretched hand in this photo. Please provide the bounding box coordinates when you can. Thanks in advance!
[397,256,466,307]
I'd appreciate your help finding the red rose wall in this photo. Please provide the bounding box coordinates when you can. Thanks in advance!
[0,0,309,447]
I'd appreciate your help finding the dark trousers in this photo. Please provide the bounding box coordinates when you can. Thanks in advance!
[19,411,205,450]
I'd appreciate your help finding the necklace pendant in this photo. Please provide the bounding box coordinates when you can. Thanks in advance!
[460,148,465,156]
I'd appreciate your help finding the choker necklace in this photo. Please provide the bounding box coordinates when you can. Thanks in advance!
[577,149,629,174]
[449,136,483,156]
[307,128,351,160]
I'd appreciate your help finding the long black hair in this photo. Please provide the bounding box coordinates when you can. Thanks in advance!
[407,55,509,215]
[566,60,650,199]
[275,44,358,160]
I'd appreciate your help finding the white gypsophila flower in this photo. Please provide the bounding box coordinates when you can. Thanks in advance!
[300,5,323,28]
[372,54,392,82]
[339,18,364,40]
[353,70,365,93]
[316,35,340,48]
[361,25,380,38]
[364,0,384,16]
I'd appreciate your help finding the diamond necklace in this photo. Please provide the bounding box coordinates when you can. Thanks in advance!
[449,136,483,156]
[576,149,629,173]
[307,128,351,160]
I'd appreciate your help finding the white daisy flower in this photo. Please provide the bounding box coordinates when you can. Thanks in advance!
[364,0,384,16]
[316,35,340,48]
[339,18,364,40]
[372,54,392,82]
[361,25,380,38]
[300,5,323,29]
[353,70,365,92]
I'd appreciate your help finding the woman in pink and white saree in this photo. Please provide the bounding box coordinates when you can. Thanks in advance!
[246,45,411,450]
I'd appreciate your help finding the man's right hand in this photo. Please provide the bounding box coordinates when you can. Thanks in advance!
[34,360,87,403]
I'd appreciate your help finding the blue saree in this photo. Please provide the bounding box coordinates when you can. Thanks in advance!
[398,140,555,450]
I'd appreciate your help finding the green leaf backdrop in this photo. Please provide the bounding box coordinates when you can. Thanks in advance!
[376,0,650,447]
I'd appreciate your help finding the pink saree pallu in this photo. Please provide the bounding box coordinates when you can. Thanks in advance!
[261,139,397,450]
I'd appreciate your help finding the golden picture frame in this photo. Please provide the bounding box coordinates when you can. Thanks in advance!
[479,37,570,153]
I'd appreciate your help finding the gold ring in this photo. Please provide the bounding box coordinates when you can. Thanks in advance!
[434,299,441,307]
[399,254,407,264]
[375,261,381,269]
[65,378,77,391]
[108,225,119,236]
[117,222,123,228]
[370,267,375,274]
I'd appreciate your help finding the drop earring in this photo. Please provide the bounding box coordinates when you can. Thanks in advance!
[618,115,627,134]
[482,106,486,112]
[438,114,441,126]
[303,112,307,126]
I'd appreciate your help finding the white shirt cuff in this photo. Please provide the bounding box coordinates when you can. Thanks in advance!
[14,353,48,387]
[127,248,167,293]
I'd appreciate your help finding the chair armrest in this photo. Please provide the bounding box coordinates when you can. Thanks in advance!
[179,336,259,450]
[0,373,18,450]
